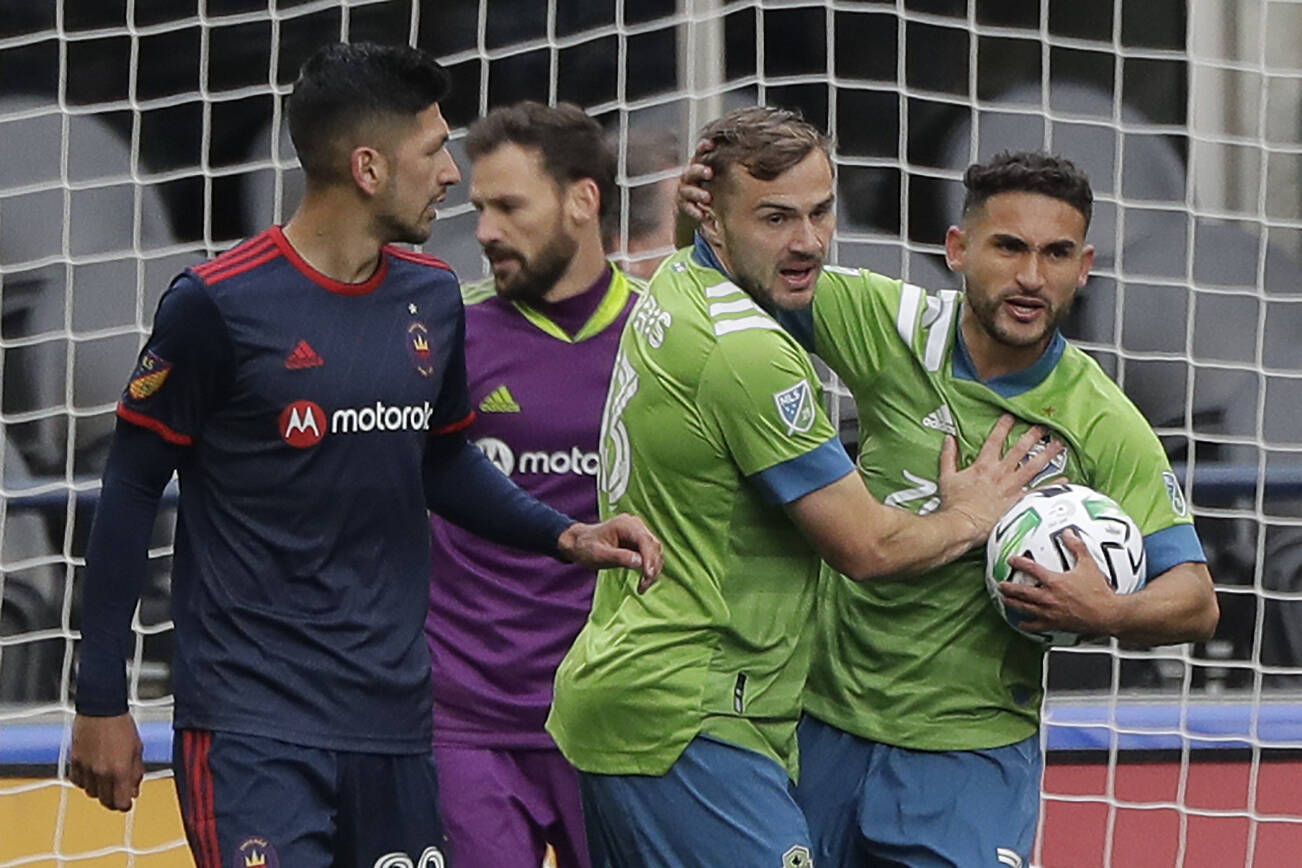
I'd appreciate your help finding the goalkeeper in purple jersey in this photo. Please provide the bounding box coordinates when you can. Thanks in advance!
[425,102,642,868]
[67,43,661,868]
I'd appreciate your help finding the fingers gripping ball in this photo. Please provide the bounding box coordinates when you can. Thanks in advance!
[985,483,1147,646]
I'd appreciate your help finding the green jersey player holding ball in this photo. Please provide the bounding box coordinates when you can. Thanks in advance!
[546,110,1060,867]
[683,147,1220,867]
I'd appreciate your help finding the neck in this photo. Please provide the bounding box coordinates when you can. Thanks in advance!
[958,308,1050,381]
[282,188,387,284]
[540,234,609,303]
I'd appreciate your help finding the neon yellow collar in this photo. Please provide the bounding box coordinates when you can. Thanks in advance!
[512,266,633,343]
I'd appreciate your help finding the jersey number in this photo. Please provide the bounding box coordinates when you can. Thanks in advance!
[882,469,941,515]
[599,350,639,506]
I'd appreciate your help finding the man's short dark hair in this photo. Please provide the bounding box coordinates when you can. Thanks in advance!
[466,101,617,241]
[286,42,450,184]
[696,106,833,199]
[962,151,1094,229]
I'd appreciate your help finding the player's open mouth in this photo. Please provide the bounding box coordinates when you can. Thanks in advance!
[1004,296,1046,323]
[779,264,818,290]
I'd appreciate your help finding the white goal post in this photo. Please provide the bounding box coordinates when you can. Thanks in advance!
[1,2,1301,866]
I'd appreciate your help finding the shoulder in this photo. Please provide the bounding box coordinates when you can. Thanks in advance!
[460,276,498,307]
[189,228,284,289]
[383,245,455,274]
[384,246,460,291]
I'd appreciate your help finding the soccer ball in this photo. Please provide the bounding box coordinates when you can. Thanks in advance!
[985,483,1147,646]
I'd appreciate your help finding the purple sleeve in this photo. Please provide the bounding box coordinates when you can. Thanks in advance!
[75,422,182,715]
[422,433,574,557]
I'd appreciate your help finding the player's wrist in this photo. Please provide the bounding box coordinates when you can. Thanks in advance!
[554,522,583,562]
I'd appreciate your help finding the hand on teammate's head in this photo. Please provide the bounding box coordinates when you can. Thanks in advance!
[677,139,716,222]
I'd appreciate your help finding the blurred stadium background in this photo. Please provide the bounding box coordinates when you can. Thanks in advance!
[1,1,1300,866]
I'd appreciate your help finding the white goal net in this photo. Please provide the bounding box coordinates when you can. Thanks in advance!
[1,1,1300,866]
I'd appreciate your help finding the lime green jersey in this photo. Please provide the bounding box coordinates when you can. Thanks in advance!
[546,246,853,778]
[802,268,1199,751]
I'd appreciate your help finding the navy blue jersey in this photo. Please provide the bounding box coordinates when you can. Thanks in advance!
[117,226,472,753]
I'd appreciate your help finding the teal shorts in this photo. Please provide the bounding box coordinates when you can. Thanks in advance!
[579,735,813,868]
[793,715,1041,868]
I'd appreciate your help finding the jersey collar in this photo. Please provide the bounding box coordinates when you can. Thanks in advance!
[270,226,389,295]
[952,311,1066,397]
[511,264,632,343]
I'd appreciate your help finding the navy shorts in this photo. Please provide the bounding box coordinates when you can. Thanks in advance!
[579,735,813,868]
[173,729,447,868]
[793,715,1041,868]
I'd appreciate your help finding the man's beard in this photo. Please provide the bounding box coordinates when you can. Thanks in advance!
[375,210,432,246]
[966,285,1072,348]
[485,230,579,305]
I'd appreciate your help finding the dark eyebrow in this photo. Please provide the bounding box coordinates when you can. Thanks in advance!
[754,195,835,214]
[1041,239,1077,255]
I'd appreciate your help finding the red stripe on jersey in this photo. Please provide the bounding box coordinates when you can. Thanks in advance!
[201,246,281,286]
[270,225,390,295]
[386,246,453,272]
[116,404,195,445]
[192,234,277,283]
[430,410,476,436]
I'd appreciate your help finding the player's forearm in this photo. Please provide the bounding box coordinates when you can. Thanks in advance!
[1107,562,1219,645]
[423,433,574,556]
[840,504,983,580]
[77,422,177,716]
[789,473,983,581]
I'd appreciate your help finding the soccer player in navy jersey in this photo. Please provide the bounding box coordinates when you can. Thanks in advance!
[425,101,638,868]
[67,42,661,868]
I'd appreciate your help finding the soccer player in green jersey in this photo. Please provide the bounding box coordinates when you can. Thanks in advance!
[682,148,1220,867]
[546,108,1062,868]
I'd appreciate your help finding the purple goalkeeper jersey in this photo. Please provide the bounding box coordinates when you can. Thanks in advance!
[426,265,637,748]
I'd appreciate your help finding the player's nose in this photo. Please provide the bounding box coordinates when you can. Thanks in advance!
[438,151,462,187]
[789,217,824,254]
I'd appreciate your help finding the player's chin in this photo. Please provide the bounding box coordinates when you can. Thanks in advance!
[770,283,817,311]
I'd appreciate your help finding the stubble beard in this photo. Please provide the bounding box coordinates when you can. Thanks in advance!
[489,229,579,306]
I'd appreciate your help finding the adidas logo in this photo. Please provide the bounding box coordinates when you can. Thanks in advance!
[921,404,956,435]
[479,385,521,413]
[285,339,324,370]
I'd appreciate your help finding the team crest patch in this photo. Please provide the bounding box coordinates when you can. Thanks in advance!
[407,321,435,377]
[126,350,172,400]
[1163,470,1189,517]
[773,379,815,435]
[234,836,279,868]
[782,844,813,867]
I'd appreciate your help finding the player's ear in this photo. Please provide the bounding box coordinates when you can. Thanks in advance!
[1077,243,1095,287]
[566,177,601,227]
[698,198,724,248]
[350,146,386,196]
[944,224,967,273]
